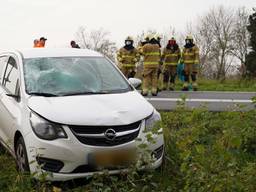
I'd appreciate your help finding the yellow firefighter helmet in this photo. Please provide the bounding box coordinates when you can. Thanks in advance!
[145,33,154,41]
[125,36,134,41]
[154,33,162,40]
[186,35,194,41]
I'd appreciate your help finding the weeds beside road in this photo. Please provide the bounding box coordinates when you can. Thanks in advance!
[1,103,256,191]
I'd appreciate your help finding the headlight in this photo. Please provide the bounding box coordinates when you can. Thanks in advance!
[30,112,67,140]
[145,110,161,131]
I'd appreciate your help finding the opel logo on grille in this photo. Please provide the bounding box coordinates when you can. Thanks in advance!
[104,129,117,141]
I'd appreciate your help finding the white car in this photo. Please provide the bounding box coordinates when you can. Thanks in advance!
[0,48,164,181]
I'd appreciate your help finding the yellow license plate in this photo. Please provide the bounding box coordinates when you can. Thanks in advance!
[93,149,136,167]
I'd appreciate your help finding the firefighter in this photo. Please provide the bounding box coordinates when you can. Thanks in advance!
[136,36,150,80]
[182,35,200,91]
[154,34,164,92]
[153,33,162,48]
[117,36,140,78]
[162,37,181,91]
[141,34,161,96]
[137,36,149,53]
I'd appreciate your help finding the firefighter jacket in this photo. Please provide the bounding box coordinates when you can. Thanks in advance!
[117,47,140,68]
[162,48,181,66]
[182,45,199,65]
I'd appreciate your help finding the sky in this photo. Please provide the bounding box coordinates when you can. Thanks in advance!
[0,0,255,50]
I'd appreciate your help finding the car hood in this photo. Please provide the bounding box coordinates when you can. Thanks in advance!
[27,91,154,125]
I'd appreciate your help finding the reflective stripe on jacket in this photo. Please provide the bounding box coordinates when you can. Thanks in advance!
[162,48,181,66]
[141,44,161,68]
[182,46,199,65]
[117,47,140,67]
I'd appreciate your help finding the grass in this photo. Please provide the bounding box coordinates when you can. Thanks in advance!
[165,78,256,92]
[196,78,256,92]
[135,70,256,92]
[1,106,256,191]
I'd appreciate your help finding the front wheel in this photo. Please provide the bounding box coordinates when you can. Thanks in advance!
[15,137,30,172]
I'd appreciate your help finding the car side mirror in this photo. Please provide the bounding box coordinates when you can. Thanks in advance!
[128,78,142,89]
[6,93,20,101]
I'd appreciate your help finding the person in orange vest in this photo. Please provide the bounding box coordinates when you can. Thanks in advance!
[38,37,47,48]
[33,39,39,48]
[34,37,47,48]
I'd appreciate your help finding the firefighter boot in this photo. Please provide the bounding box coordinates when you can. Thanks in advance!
[169,74,176,91]
[182,75,189,91]
[162,70,169,90]
[162,82,168,91]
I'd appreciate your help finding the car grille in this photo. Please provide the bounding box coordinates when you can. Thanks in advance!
[69,121,141,146]
[152,145,164,160]
[71,164,96,173]
[36,157,64,173]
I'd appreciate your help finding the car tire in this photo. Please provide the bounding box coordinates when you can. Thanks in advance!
[15,137,30,172]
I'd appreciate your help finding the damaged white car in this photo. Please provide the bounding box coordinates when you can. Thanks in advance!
[0,48,164,181]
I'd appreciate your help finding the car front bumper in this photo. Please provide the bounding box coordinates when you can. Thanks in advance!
[24,124,164,181]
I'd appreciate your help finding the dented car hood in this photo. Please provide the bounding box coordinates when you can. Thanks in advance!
[27,91,153,125]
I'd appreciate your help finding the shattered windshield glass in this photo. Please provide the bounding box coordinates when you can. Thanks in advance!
[23,57,131,96]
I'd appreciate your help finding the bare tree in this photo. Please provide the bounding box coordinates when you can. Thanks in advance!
[75,26,117,62]
[181,22,215,78]
[197,6,236,80]
[75,26,89,48]
[230,7,250,77]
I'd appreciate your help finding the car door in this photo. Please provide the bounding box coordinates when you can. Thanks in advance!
[0,55,9,145]
[0,55,22,150]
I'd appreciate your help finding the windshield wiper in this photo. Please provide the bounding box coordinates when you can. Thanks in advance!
[61,91,110,96]
[29,92,59,97]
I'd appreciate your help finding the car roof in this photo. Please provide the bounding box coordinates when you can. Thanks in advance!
[6,48,103,59]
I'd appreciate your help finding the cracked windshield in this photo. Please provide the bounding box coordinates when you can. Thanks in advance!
[24,57,131,96]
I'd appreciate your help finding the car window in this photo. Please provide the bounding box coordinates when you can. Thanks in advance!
[2,57,20,95]
[24,57,131,96]
[0,56,9,81]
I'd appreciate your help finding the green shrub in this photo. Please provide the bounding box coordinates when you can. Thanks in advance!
[161,107,256,192]
[0,106,256,191]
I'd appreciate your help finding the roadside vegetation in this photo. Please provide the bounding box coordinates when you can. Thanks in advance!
[181,78,256,92]
[0,100,256,192]
[155,78,256,92]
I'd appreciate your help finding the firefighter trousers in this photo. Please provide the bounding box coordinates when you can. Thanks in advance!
[142,67,158,95]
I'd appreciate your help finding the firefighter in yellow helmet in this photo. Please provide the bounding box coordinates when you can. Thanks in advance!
[117,36,140,78]
[137,35,149,58]
[154,33,162,48]
[141,34,161,96]
[154,33,164,92]
[136,35,150,80]
[182,35,200,91]
[162,37,181,90]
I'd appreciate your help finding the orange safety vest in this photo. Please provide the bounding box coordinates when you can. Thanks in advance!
[34,42,45,48]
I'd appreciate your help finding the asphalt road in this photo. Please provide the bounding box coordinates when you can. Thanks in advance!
[145,91,256,111]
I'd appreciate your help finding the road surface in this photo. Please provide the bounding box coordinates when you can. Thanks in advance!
[145,91,256,111]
